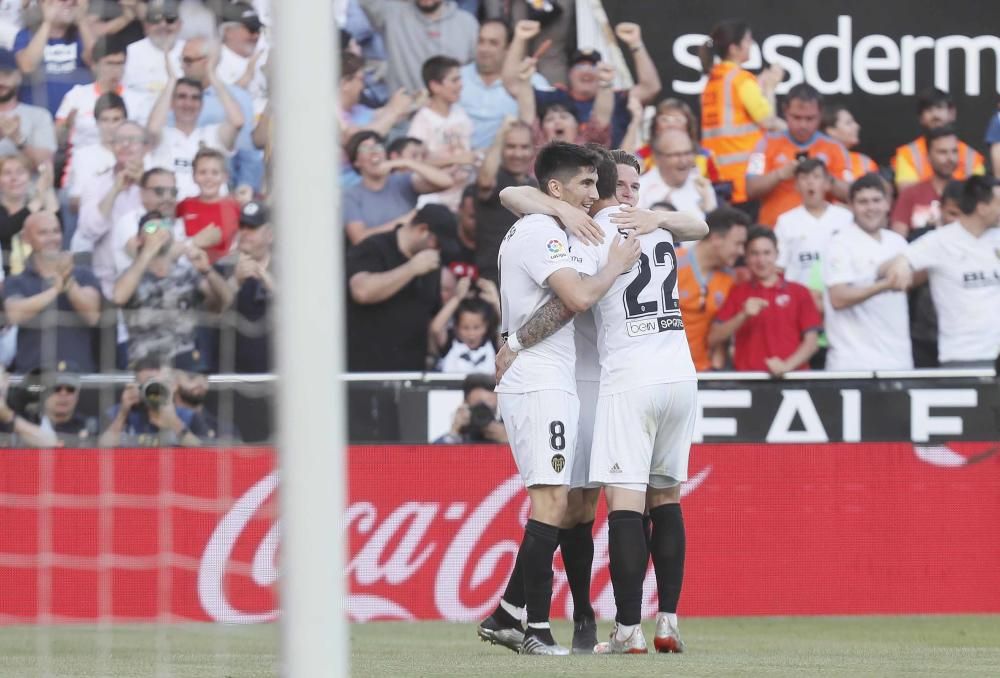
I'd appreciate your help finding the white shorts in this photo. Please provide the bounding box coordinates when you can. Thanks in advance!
[498,390,579,488]
[589,381,697,488]
[572,379,600,489]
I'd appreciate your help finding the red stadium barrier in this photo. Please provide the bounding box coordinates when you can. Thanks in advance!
[1,443,998,624]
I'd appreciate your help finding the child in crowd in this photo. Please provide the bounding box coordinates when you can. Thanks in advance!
[430,271,500,374]
[175,148,241,263]
[407,56,474,211]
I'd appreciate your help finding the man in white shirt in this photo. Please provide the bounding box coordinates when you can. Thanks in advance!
[146,50,244,199]
[775,158,853,289]
[483,143,639,656]
[823,173,912,371]
[637,129,716,217]
[885,175,1000,367]
[121,0,185,125]
[216,1,268,118]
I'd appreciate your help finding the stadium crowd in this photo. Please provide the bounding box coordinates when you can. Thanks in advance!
[0,2,999,446]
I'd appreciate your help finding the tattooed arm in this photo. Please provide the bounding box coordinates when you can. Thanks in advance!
[496,294,575,382]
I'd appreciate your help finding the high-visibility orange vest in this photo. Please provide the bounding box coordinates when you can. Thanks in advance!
[701,61,764,204]
[849,151,878,178]
[891,136,982,184]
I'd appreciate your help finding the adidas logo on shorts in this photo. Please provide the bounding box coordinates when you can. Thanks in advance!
[609,463,622,474]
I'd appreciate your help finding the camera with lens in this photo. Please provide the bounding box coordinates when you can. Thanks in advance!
[140,379,170,409]
[5,368,45,421]
[461,402,496,442]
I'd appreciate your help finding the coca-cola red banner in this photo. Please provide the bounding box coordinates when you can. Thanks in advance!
[1,443,998,624]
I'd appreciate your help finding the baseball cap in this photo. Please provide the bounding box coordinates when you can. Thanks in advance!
[146,0,181,23]
[0,48,17,72]
[171,348,209,374]
[222,1,263,33]
[413,204,460,262]
[239,200,270,229]
[46,362,81,391]
[569,48,602,68]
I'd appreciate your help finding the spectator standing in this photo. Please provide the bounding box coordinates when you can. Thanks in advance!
[676,206,750,371]
[121,0,185,125]
[637,129,717,218]
[180,36,262,195]
[890,126,961,236]
[346,204,457,372]
[3,211,100,373]
[111,213,231,366]
[774,159,852,291]
[146,50,244,199]
[215,2,268,118]
[12,0,95,115]
[502,20,660,148]
[359,0,477,95]
[709,227,821,375]
[459,18,548,151]
[823,174,911,371]
[822,102,877,178]
[473,118,534,285]
[891,88,984,188]
[71,120,151,296]
[342,130,452,245]
[98,358,206,446]
[433,373,507,444]
[481,0,574,86]
[62,93,125,216]
[1,155,57,275]
[407,55,474,212]
[886,176,1000,368]
[514,54,611,149]
[0,48,57,168]
[175,147,240,263]
[221,199,272,373]
[699,19,784,205]
[746,84,852,227]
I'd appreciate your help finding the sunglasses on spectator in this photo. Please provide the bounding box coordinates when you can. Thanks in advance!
[147,186,179,198]
[148,15,179,25]
[52,385,77,395]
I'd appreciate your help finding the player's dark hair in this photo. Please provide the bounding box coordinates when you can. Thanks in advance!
[94,92,127,119]
[706,206,751,237]
[821,101,850,133]
[745,225,777,249]
[586,143,618,200]
[462,372,496,400]
[480,18,512,45]
[386,136,422,158]
[698,19,750,74]
[346,130,385,167]
[422,55,461,89]
[917,87,953,114]
[534,142,602,196]
[784,83,822,107]
[924,124,958,150]
[341,50,364,80]
[941,179,964,205]
[849,172,888,201]
[958,175,999,216]
[610,149,641,175]
[794,157,828,177]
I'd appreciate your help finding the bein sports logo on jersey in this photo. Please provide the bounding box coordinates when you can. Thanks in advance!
[626,314,685,337]
[546,239,567,261]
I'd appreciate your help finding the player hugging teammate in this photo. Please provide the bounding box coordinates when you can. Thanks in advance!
[477,141,709,655]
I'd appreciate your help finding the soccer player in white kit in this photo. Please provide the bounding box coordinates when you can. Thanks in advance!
[493,148,707,654]
[482,142,640,656]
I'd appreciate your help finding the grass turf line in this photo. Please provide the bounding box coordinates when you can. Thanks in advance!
[0,615,998,677]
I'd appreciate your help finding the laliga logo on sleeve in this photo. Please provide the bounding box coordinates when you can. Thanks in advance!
[546,239,567,260]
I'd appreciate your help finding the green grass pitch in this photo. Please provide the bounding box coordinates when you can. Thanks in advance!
[1,616,998,677]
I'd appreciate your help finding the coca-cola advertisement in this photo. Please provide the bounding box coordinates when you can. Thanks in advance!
[1,443,998,624]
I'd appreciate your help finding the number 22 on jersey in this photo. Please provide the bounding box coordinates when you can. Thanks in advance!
[621,240,685,338]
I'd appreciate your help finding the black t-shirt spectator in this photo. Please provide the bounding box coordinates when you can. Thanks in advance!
[0,204,30,276]
[346,228,440,372]
[216,261,273,373]
[475,169,537,286]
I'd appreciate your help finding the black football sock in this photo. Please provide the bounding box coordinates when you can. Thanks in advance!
[492,551,524,627]
[642,513,653,550]
[558,520,595,622]
[649,503,685,614]
[521,519,560,644]
[607,510,647,627]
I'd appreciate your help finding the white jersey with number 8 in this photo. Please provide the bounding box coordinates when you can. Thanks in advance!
[569,207,697,395]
